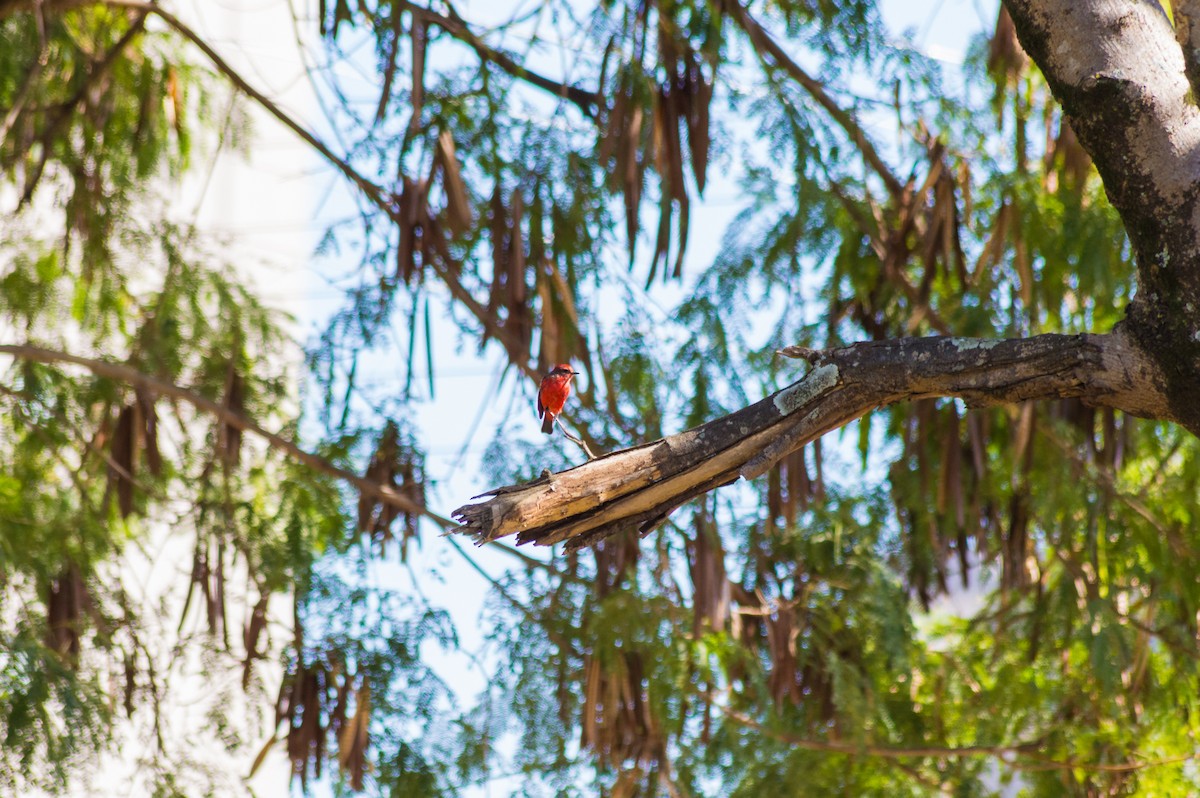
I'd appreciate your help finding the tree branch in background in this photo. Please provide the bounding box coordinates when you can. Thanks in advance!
[8,9,148,203]
[400,0,601,120]
[722,0,904,198]
[104,0,393,213]
[455,330,1172,548]
[96,0,586,402]
[723,709,1196,774]
[0,343,434,522]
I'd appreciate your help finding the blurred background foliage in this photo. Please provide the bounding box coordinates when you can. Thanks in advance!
[2,0,1199,795]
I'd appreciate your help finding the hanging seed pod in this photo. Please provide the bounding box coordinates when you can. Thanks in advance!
[327,664,351,746]
[780,446,811,523]
[986,5,1027,114]
[435,130,472,235]
[915,398,936,493]
[1004,493,1031,589]
[395,176,427,284]
[505,189,532,362]
[195,537,227,639]
[958,157,973,231]
[647,80,691,283]
[648,85,670,281]
[765,602,800,707]
[937,404,960,518]
[136,389,161,476]
[408,19,427,137]
[357,422,426,558]
[45,562,88,663]
[599,73,628,174]
[972,199,1013,284]
[812,437,825,501]
[683,51,713,195]
[934,163,966,289]
[686,499,730,635]
[285,664,328,790]
[359,422,400,536]
[765,461,781,531]
[338,682,371,790]
[579,649,660,768]
[928,513,949,595]
[109,403,136,517]
[485,182,508,339]
[622,103,645,259]
[536,258,561,375]
[966,409,989,482]
[123,650,137,716]
[219,365,244,466]
[242,592,269,689]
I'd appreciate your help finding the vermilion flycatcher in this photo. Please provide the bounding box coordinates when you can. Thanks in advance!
[537,363,579,434]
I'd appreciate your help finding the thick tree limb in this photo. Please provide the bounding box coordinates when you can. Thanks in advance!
[454,330,1171,549]
[1003,0,1200,432]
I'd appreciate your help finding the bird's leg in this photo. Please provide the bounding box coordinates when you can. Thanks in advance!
[557,417,595,460]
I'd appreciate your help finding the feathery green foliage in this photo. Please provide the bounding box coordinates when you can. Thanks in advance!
[3,1,1200,796]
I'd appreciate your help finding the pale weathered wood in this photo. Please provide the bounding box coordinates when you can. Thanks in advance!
[454,331,1173,548]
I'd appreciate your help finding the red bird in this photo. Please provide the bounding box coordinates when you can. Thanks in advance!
[537,363,579,434]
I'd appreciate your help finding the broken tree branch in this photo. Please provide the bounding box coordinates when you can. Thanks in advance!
[454,329,1171,549]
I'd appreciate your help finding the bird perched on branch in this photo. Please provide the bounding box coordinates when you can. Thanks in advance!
[537,363,579,434]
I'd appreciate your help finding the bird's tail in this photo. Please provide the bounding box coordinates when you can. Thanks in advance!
[541,412,555,434]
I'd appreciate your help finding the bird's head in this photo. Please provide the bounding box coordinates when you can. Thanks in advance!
[550,363,579,379]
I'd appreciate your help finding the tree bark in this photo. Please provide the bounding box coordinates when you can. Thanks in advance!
[1003,0,1200,433]
[454,330,1172,548]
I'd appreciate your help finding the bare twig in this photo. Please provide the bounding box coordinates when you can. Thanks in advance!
[557,418,596,460]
